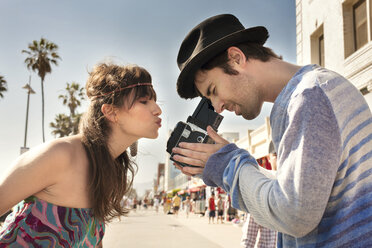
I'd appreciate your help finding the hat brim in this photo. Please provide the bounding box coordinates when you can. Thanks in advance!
[177,26,268,99]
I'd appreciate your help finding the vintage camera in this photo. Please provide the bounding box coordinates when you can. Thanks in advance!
[166,97,223,167]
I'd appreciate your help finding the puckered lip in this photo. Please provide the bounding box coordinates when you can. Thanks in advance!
[156,118,162,126]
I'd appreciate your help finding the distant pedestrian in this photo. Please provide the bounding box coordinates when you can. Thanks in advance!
[184,196,192,218]
[241,214,277,248]
[166,197,172,214]
[172,194,181,217]
[217,194,224,224]
[154,197,160,213]
[208,193,216,224]
[138,199,142,210]
[133,198,137,212]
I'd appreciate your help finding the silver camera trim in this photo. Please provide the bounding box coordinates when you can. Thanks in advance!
[170,122,208,157]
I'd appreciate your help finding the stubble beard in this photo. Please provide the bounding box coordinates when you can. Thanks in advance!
[237,88,263,120]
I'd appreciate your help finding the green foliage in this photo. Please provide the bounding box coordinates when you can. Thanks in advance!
[58,82,85,116]
[22,38,61,81]
[0,75,7,99]
[50,82,86,138]
[50,114,71,137]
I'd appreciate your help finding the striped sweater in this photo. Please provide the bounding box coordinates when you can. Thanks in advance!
[202,65,372,247]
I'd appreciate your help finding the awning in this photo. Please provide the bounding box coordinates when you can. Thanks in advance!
[188,185,206,193]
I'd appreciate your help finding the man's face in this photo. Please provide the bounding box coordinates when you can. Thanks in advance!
[194,66,263,120]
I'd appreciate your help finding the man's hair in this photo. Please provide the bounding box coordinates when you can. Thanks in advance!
[201,42,281,75]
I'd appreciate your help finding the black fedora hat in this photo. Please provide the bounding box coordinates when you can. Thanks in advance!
[177,14,269,99]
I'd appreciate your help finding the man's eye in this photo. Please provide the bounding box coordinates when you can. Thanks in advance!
[213,87,216,95]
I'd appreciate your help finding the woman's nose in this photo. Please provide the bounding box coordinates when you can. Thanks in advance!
[153,102,162,116]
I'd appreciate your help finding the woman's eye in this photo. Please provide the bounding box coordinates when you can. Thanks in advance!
[139,100,148,104]
[213,87,216,95]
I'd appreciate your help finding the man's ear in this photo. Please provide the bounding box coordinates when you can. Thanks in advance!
[227,46,246,67]
[101,104,117,123]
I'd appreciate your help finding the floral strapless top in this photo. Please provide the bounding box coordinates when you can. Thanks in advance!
[0,196,105,247]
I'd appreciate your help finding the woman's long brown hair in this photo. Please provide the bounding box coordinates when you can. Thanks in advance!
[79,63,156,222]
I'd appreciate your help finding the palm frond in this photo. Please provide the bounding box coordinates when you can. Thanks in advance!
[0,75,7,98]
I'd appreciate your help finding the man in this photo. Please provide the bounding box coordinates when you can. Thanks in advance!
[172,14,372,247]
[208,193,216,224]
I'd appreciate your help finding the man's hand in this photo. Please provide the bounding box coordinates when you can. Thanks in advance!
[172,126,229,176]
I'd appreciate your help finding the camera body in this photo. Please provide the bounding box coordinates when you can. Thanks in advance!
[166,97,223,167]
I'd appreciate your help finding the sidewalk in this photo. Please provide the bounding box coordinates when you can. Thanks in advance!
[171,209,244,248]
[103,208,244,248]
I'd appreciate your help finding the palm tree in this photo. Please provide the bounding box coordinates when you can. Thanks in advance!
[70,113,83,135]
[50,82,85,137]
[22,38,61,142]
[58,82,85,117]
[50,114,71,137]
[0,75,7,99]
[59,82,85,135]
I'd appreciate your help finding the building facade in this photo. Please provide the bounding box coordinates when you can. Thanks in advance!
[296,0,372,109]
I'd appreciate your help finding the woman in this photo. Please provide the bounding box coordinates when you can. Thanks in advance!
[0,63,162,247]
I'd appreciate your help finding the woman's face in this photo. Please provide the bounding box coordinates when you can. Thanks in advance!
[116,95,162,139]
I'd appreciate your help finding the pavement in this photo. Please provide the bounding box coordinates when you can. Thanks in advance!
[103,208,245,248]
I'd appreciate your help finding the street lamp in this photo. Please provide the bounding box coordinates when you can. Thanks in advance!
[20,75,35,154]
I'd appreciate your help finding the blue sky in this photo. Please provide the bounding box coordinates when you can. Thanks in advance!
[0,0,296,189]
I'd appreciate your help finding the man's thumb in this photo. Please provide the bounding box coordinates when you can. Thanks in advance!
[207,126,229,144]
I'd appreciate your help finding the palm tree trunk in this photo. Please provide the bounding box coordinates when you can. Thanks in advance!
[41,78,45,142]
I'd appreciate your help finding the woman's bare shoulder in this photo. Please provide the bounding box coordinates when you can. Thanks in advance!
[18,135,85,171]
[0,135,87,214]
[47,135,86,166]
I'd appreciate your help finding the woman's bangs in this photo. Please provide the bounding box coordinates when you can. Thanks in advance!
[136,85,156,101]
[127,85,156,108]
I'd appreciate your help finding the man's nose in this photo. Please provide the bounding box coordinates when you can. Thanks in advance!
[212,100,224,114]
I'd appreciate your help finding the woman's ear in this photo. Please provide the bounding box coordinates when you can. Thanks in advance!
[101,104,117,123]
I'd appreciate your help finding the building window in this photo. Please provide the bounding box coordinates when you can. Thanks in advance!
[311,25,325,67]
[319,34,325,67]
[353,0,368,50]
[343,0,371,57]
[360,86,369,95]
